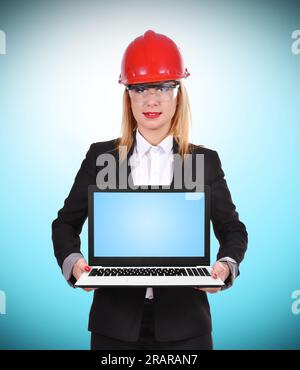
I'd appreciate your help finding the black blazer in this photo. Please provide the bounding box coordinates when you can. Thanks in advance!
[52,136,248,342]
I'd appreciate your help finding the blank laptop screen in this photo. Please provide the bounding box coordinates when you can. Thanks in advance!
[93,192,205,257]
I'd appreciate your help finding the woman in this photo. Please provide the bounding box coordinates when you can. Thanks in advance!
[52,30,248,350]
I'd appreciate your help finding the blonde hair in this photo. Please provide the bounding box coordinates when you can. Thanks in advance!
[116,80,193,161]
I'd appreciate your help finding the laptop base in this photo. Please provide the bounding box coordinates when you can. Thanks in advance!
[75,266,225,288]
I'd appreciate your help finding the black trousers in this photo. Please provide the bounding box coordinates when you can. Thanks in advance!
[91,299,213,350]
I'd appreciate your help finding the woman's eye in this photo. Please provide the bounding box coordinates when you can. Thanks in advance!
[159,87,170,93]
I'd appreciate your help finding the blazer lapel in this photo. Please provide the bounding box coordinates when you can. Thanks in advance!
[170,137,180,189]
[110,134,136,188]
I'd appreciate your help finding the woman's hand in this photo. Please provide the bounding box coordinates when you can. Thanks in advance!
[194,261,230,294]
[72,258,97,292]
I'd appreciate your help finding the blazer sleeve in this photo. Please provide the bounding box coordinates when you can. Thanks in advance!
[210,150,248,266]
[52,143,97,269]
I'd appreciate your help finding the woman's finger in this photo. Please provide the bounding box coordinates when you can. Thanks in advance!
[75,258,90,272]
[211,262,224,278]
[194,287,221,293]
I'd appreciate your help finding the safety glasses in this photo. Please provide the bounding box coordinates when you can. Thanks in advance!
[126,81,180,102]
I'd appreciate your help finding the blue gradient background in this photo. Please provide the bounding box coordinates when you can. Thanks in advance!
[0,0,299,349]
[94,192,205,257]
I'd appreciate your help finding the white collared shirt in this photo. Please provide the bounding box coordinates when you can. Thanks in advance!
[129,128,174,299]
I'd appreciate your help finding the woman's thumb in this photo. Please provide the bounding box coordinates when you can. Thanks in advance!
[77,258,91,272]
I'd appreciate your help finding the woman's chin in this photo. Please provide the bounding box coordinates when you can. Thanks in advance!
[139,120,166,130]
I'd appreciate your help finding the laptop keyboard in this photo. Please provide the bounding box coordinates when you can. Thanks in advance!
[88,267,211,277]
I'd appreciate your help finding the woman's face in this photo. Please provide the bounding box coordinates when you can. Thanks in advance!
[128,81,179,133]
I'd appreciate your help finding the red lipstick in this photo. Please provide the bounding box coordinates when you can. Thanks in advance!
[143,112,162,119]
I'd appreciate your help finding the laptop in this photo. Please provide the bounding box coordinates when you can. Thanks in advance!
[75,185,225,288]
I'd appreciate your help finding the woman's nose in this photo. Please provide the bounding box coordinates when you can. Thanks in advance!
[145,94,160,106]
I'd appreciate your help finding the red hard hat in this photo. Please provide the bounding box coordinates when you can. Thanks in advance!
[118,30,190,85]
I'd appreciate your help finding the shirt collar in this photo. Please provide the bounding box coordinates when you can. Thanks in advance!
[135,128,173,156]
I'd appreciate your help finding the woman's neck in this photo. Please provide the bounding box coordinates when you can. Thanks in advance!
[137,125,172,146]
